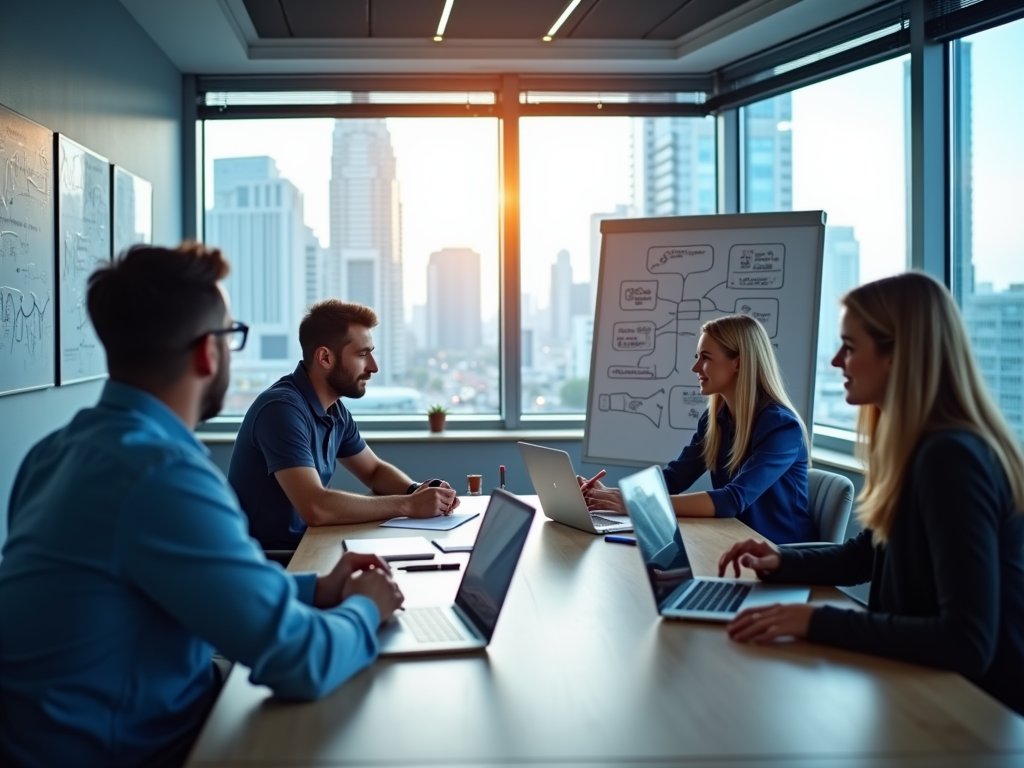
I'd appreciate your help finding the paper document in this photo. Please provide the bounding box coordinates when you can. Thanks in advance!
[342,536,436,561]
[380,512,479,531]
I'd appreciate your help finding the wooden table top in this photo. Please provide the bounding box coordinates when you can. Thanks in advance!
[186,495,1024,768]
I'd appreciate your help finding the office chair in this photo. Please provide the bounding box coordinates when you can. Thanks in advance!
[790,468,854,547]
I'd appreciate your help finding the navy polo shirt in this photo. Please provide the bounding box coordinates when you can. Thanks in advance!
[229,363,367,550]
[662,402,814,544]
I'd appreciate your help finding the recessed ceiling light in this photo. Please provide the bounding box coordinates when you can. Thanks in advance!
[544,0,584,41]
[435,0,455,41]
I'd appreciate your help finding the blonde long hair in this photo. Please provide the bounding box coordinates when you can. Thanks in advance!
[844,272,1024,542]
[700,314,808,477]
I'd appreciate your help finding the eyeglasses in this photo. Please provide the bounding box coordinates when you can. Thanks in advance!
[202,321,249,352]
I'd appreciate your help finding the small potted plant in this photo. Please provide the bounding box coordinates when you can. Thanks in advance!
[427,403,448,433]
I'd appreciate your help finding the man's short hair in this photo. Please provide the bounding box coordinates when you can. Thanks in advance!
[299,300,379,364]
[87,242,230,382]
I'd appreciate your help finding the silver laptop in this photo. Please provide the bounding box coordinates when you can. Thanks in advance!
[620,465,810,622]
[379,489,535,655]
[518,441,633,534]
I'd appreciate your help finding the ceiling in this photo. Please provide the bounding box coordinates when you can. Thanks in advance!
[119,0,888,76]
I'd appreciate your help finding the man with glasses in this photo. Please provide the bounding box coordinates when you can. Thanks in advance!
[229,298,459,556]
[0,243,404,768]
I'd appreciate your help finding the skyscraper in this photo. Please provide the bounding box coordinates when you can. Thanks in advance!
[329,119,405,385]
[641,117,716,216]
[426,247,482,352]
[549,249,573,344]
[207,156,306,377]
[303,225,327,309]
[743,95,793,212]
[589,204,634,310]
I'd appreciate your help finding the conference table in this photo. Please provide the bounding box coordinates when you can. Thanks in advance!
[186,495,1024,767]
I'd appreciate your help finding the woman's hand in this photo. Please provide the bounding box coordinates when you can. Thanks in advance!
[583,487,625,513]
[717,538,782,578]
[726,603,815,644]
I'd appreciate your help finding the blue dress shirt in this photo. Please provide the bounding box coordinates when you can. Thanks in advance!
[230,362,367,550]
[662,402,813,544]
[0,381,380,768]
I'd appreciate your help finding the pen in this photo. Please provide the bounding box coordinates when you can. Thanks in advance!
[580,469,607,492]
[500,465,505,491]
[398,563,461,572]
[605,535,636,546]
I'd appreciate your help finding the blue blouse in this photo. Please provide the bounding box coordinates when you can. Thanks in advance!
[662,402,814,544]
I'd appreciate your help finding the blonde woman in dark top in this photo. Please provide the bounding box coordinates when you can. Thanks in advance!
[718,272,1024,715]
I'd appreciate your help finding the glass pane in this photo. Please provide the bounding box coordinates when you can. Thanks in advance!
[743,56,909,431]
[953,19,1024,442]
[519,115,715,415]
[203,118,500,417]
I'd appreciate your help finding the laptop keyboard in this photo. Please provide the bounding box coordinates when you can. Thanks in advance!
[677,580,752,614]
[400,607,466,643]
[591,514,625,528]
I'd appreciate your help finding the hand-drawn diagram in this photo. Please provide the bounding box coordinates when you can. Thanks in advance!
[0,105,55,396]
[113,165,153,257]
[598,389,664,427]
[598,243,785,431]
[57,135,110,385]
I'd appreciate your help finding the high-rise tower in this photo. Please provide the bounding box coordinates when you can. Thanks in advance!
[329,119,405,384]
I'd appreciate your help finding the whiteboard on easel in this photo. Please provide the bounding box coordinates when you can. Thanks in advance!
[583,211,826,468]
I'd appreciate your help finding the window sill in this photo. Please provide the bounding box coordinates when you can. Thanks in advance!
[200,426,865,475]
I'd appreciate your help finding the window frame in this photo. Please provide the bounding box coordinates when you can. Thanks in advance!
[186,0,1002,459]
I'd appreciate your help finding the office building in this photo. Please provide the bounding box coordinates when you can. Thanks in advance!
[206,156,307,406]
[641,117,716,216]
[743,95,793,213]
[303,225,328,309]
[426,247,482,352]
[589,205,634,310]
[549,249,573,344]
[329,119,405,385]
[814,226,861,428]
[964,285,1024,441]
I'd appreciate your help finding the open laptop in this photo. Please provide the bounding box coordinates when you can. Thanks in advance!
[379,489,535,655]
[620,465,809,622]
[518,441,633,534]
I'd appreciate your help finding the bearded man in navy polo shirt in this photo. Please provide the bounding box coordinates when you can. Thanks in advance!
[229,299,459,553]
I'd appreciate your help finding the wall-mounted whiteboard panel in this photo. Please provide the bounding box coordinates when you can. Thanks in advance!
[56,134,110,385]
[0,104,55,396]
[112,165,152,257]
[584,211,826,468]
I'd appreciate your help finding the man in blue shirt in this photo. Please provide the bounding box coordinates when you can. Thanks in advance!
[229,299,458,552]
[0,244,404,768]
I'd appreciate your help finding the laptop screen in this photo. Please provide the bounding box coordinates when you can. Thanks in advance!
[454,490,535,641]
[619,466,695,611]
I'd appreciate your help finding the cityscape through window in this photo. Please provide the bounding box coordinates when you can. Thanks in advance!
[743,56,910,431]
[954,18,1024,442]
[204,118,500,417]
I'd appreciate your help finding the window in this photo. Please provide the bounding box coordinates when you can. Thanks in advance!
[952,18,1024,442]
[203,118,500,417]
[518,115,715,415]
[742,56,910,431]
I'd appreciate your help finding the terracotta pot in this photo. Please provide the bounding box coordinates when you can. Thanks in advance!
[428,412,446,432]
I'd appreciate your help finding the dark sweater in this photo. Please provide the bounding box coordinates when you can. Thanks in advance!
[768,430,1024,715]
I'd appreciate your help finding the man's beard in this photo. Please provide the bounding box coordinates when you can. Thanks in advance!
[327,361,369,399]
[199,352,230,422]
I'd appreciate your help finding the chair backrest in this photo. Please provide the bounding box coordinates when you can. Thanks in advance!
[807,468,855,544]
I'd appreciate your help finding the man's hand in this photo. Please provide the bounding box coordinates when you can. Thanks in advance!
[404,483,457,518]
[313,552,390,608]
[342,567,405,625]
